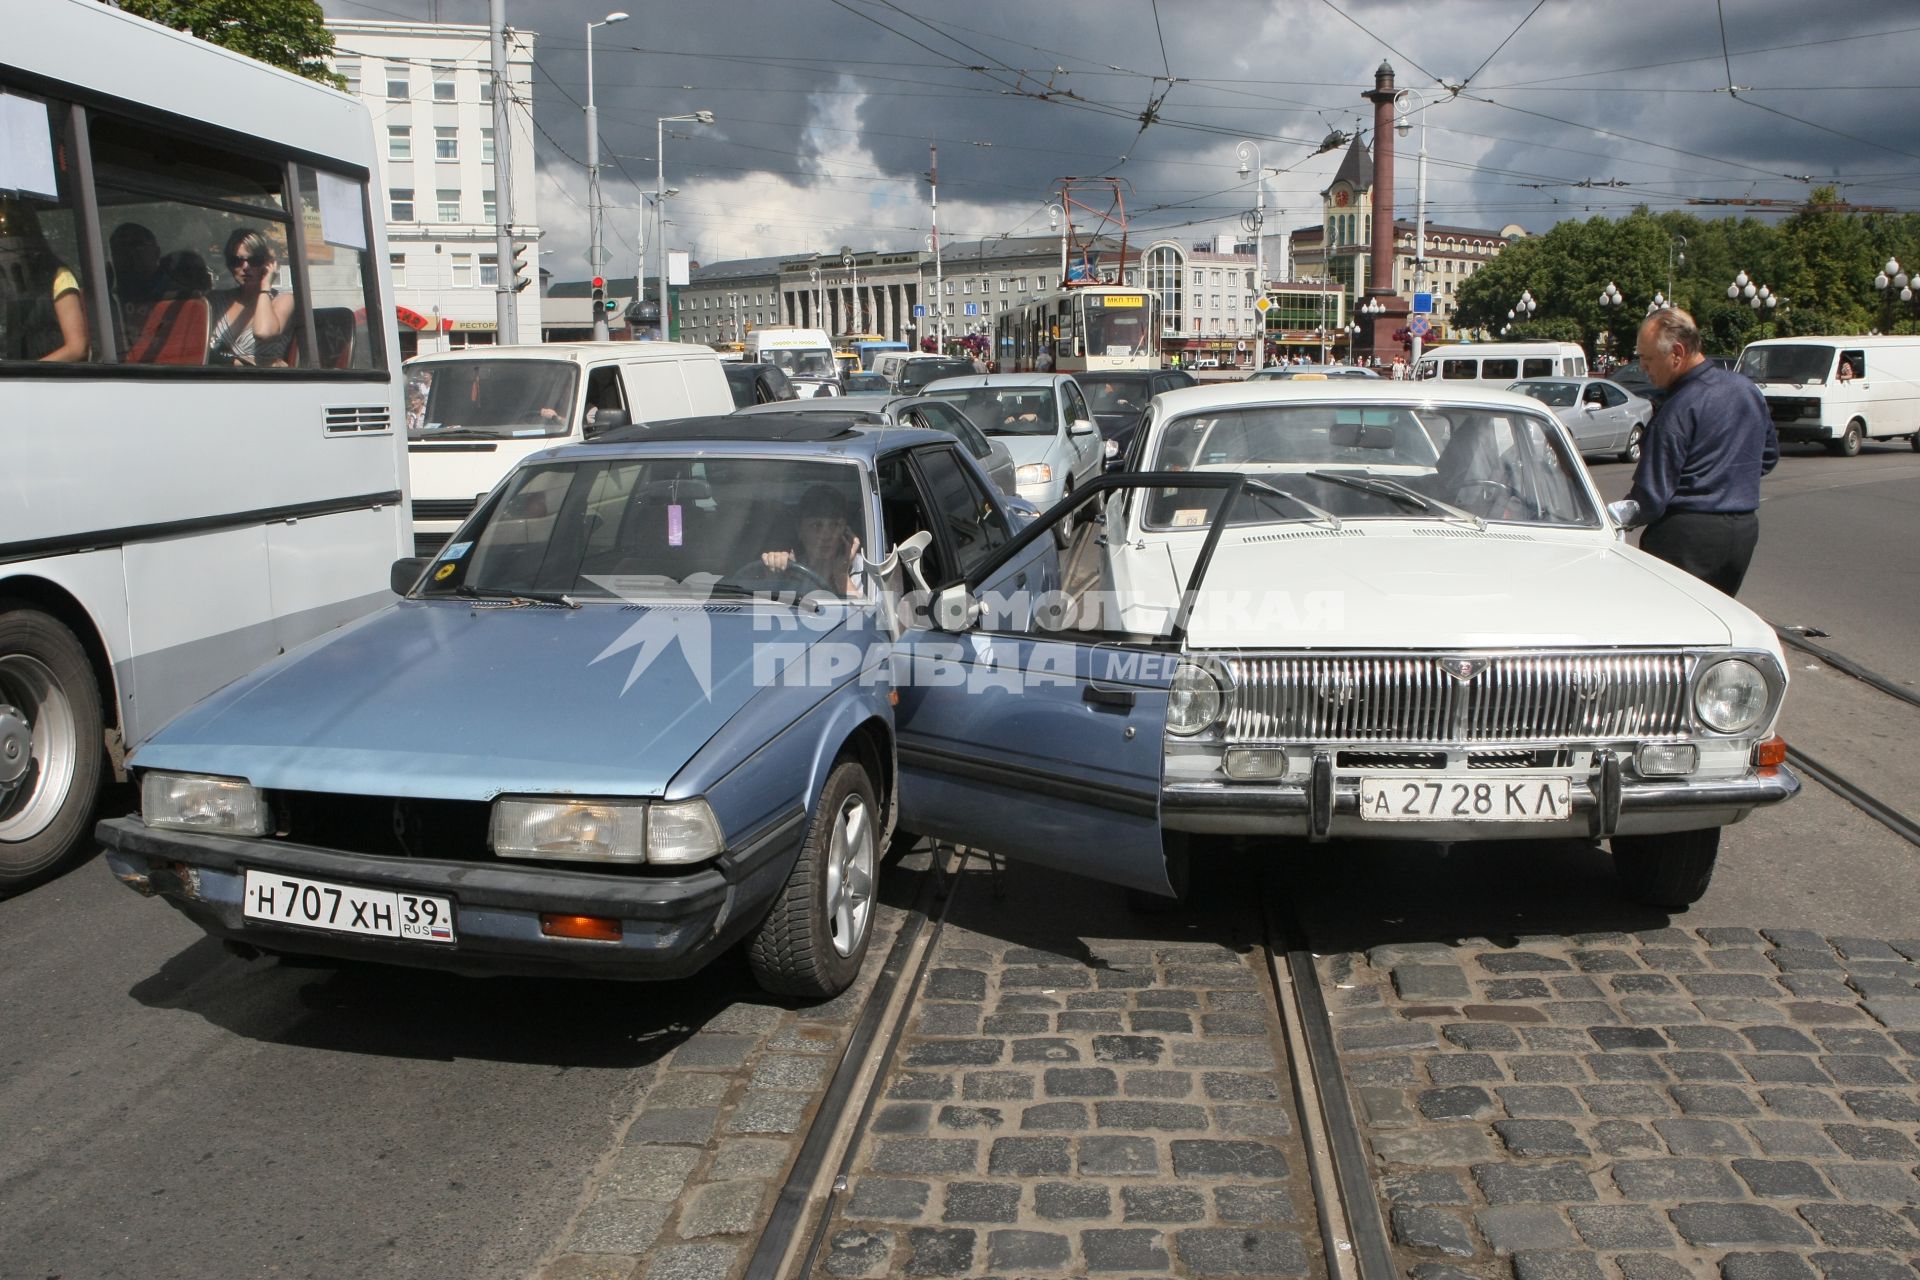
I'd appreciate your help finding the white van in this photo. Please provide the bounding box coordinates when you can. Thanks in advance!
[405,343,733,554]
[743,327,839,397]
[1414,341,1588,384]
[1737,335,1920,456]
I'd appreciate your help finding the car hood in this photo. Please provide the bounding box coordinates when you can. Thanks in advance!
[132,600,849,800]
[986,431,1060,465]
[1171,527,1740,650]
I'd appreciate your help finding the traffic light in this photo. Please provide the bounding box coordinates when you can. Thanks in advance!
[511,243,532,294]
[591,275,605,312]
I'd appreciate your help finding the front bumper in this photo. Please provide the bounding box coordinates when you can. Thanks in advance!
[1162,754,1800,840]
[1775,424,1834,444]
[97,810,803,980]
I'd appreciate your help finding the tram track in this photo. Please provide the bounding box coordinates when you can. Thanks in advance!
[1772,623,1920,851]
[746,847,1392,1280]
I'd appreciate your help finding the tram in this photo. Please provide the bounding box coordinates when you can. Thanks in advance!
[993,284,1159,373]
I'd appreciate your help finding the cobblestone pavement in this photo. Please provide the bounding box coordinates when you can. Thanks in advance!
[1326,926,1920,1280]
[532,854,936,1280]
[807,856,1323,1280]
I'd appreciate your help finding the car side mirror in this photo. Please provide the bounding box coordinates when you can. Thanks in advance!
[390,556,431,595]
[895,529,934,596]
[933,581,979,631]
[583,408,630,436]
[1070,418,1097,437]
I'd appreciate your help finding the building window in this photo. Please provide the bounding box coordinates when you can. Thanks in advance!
[962,279,971,294]
[435,127,458,160]
[479,75,493,104]
[481,128,495,163]
[452,253,473,286]
[1035,276,1046,290]
[999,278,1008,292]
[480,254,497,287]
[390,253,406,287]
[386,65,408,100]
[437,189,460,222]
[482,189,496,222]
[390,187,414,222]
[339,62,360,95]
[432,62,456,102]
[1016,278,1026,292]
[388,127,410,160]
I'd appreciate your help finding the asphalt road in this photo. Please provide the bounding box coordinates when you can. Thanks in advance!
[1,445,1913,1279]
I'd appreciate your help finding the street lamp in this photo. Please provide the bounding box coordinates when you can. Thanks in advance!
[1046,203,1067,288]
[1726,270,1777,312]
[1394,88,1431,367]
[1359,295,1385,366]
[584,10,629,342]
[808,263,822,330]
[1510,289,1538,327]
[1873,256,1913,304]
[1667,234,1688,304]
[1599,281,1624,362]
[655,109,714,341]
[1644,289,1669,317]
[840,246,859,337]
[1237,140,1267,372]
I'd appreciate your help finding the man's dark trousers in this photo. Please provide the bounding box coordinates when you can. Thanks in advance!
[1638,509,1759,597]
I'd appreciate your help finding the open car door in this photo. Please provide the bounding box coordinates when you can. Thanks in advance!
[893,473,1254,897]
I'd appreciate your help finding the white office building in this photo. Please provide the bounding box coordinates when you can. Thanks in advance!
[326,19,542,355]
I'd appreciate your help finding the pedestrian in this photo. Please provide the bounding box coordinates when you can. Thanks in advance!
[1615,307,1777,596]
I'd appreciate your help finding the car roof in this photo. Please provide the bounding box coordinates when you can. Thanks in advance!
[922,372,1075,390]
[1511,375,1632,389]
[406,342,717,365]
[558,413,957,461]
[1150,378,1552,415]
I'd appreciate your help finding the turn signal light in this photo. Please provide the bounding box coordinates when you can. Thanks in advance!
[1753,735,1788,768]
[540,913,623,942]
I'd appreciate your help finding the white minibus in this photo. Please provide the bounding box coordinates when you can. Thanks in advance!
[406,343,733,554]
[743,326,839,396]
[2,1,407,885]
[1414,341,1588,384]
[1737,335,1920,456]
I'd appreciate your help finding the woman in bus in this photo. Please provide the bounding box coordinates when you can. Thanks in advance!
[0,197,89,362]
[207,227,294,366]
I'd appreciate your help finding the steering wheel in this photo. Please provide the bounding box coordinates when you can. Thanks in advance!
[727,557,835,596]
[1453,479,1512,514]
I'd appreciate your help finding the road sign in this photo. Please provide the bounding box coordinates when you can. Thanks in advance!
[913,304,926,318]
[1253,297,1271,313]
[1413,292,1433,314]
[1408,314,1432,338]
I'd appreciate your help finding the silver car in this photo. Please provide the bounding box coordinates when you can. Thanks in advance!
[1510,376,1652,463]
[918,373,1106,508]
[734,393,1020,500]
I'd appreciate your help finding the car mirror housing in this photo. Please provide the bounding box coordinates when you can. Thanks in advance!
[584,408,630,435]
[1070,418,1097,436]
[390,557,431,595]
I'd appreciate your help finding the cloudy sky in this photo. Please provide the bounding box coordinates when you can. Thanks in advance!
[320,0,1920,281]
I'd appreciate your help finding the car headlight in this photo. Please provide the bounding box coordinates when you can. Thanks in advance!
[1015,463,1054,487]
[1167,662,1224,737]
[1104,438,1120,458]
[492,798,648,863]
[646,799,726,865]
[141,771,267,836]
[1694,658,1770,733]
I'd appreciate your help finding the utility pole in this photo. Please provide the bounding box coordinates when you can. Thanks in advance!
[929,143,944,351]
[488,0,517,341]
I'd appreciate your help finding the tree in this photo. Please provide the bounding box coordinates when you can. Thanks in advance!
[113,0,343,89]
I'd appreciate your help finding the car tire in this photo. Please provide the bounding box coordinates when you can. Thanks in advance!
[748,757,878,998]
[1125,831,1193,914]
[0,605,106,891]
[1619,424,1644,464]
[1830,419,1864,457]
[1610,827,1720,910]
[1911,431,1920,453]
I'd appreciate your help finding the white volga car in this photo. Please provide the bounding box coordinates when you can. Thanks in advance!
[910,380,1798,909]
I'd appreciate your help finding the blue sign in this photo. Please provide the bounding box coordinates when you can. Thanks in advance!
[1413,292,1434,314]
[964,302,978,317]
[912,304,926,318]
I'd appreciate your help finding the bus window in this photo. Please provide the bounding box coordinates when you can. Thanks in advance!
[293,166,384,371]
[1521,357,1553,378]
[1441,359,1477,380]
[0,89,94,365]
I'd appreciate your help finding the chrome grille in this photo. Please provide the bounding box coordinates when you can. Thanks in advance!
[1223,652,1693,744]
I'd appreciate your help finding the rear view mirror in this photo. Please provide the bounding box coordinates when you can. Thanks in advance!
[1329,421,1398,450]
[390,557,431,595]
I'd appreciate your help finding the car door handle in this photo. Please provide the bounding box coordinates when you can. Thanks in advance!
[1083,685,1134,711]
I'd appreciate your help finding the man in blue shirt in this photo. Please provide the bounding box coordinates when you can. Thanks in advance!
[1617,308,1778,596]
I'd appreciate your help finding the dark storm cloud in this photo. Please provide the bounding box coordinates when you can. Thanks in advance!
[324,0,1920,265]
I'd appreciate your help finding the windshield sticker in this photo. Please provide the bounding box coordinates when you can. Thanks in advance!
[668,504,684,548]
[440,541,472,560]
[512,428,547,437]
[1170,509,1208,527]
[433,562,457,582]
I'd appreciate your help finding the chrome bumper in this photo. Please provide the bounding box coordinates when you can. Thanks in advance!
[1162,753,1799,841]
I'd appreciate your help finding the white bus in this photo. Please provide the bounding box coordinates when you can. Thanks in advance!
[1,1,407,887]
[993,284,1159,373]
[743,326,839,396]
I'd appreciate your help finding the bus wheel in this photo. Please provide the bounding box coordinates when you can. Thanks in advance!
[1911,431,1919,453]
[1829,419,1863,457]
[0,606,106,890]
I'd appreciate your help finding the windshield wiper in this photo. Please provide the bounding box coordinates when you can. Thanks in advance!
[455,584,581,608]
[1305,471,1485,530]
[703,582,826,613]
[410,428,507,441]
[1240,478,1342,529]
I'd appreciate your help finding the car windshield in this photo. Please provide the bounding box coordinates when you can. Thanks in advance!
[419,457,869,601]
[762,348,838,379]
[1512,380,1578,408]
[1082,297,1153,356]
[925,387,1055,436]
[898,360,973,392]
[407,359,579,440]
[1737,344,1833,384]
[1076,376,1150,415]
[1145,403,1597,529]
